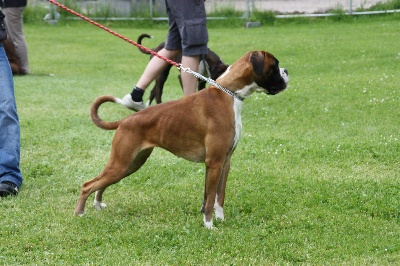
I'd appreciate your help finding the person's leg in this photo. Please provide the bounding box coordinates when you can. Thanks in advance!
[122,0,207,111]
[121,48,180,111]
[180,55,200,96]
[120,0,183,111]
[0,45,22,196]
[135,48,180,91]
[3,7,29,74]
[169,0,208,95]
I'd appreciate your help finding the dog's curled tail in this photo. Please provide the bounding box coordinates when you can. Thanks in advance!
[90,95,125,130]
[137,33,152,55]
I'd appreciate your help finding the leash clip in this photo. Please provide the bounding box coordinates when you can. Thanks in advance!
[178,64,190,73]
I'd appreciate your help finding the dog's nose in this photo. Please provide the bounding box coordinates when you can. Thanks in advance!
[283,69,288,75]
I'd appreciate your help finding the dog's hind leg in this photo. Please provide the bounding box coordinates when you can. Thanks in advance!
[74,143,154,216]
[147,85,158,106]
[147,65,172,105]
[155,65,172,104]
[93,147,154,211]
[75,160,132,215]
[94,189,107,210]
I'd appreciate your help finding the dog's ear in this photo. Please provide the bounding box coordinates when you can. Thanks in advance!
[249,51,265,76]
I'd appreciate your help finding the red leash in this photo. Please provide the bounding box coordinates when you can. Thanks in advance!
[47,0,180,69]
[47,0,243,100]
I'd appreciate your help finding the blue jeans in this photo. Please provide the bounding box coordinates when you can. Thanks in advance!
[0,44,23,187]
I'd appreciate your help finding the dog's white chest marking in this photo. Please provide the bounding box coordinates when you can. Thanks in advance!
[233,98,243,148]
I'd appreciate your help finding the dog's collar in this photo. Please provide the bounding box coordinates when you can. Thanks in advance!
[211,81,245,102]
[179,64,244,102]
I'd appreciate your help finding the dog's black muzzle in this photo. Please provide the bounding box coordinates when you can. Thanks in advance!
[265,68,289,95]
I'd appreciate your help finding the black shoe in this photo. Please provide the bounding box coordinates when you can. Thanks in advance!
[0,181,19,197]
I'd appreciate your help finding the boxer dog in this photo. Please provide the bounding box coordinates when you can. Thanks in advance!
[74,51,289,229]
[137,34,229,105]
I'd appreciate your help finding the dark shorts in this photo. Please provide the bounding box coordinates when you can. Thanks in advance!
[165,0,208,56]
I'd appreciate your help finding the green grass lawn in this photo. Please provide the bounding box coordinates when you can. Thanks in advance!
[1,15,399,264]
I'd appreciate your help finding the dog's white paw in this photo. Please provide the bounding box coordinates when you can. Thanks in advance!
[203,214,218,229]
[93,200,107,210]
[214,200,225,221]
[215,206,225,221]
[204,221,214,229]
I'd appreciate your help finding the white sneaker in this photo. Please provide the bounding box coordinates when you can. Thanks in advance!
[118,94,145,112]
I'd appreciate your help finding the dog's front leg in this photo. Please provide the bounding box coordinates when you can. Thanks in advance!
[203,161,224,229]
[214,157,231,221]
[201,157,231,224]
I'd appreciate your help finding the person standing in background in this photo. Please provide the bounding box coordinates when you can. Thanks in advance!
[120,0,208,111]
[0,0,29,75]
[0,9,23,196]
